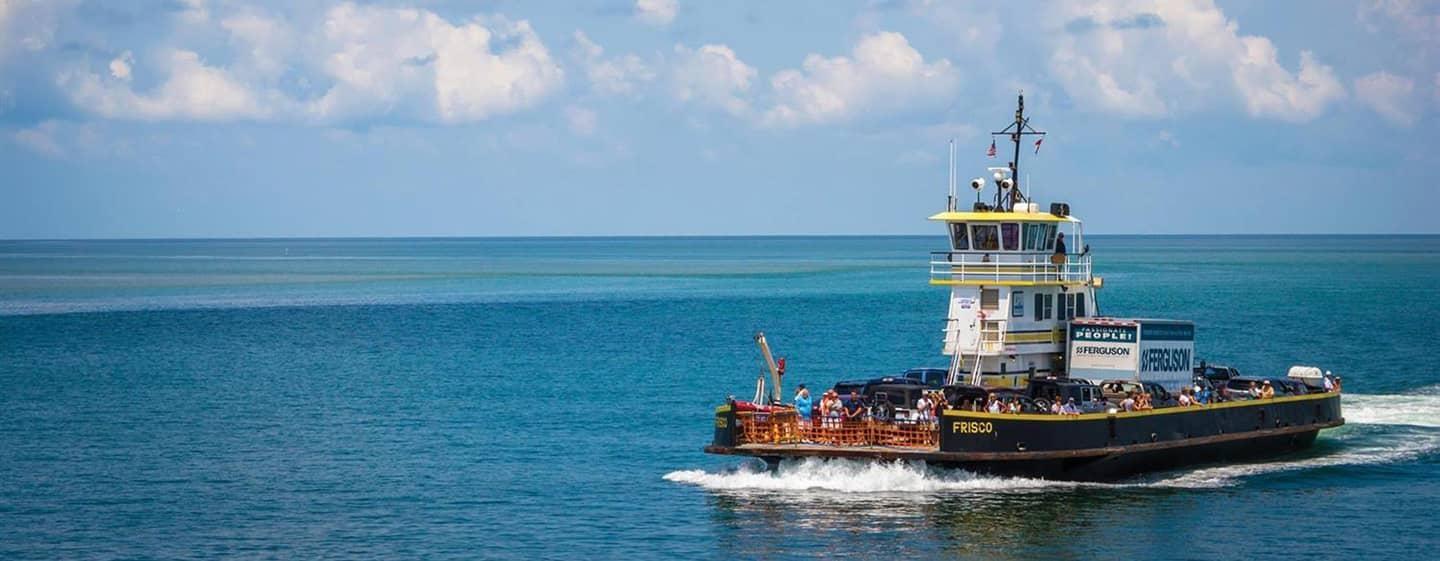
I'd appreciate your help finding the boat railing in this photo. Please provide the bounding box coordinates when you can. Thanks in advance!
[735,410,938,448]
[929,251,1091,284]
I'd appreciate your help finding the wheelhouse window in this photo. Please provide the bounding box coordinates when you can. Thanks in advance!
[1076,294,1087,318]
[1033,293,1044,321]
[1012,291,1025,318]
[971,225,1000,251]
[950,222,969,250]
[1001,223,1020,251]
[1023,224,1041,251]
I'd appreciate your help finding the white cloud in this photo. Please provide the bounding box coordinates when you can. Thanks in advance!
[220,10,293,80]
[763,31,959,127]
[108,51,133,80]
[1047,1,1345,122]
[54,3,565,125]
[1354,71,1418,126]
[13,120,63,157]
[565,105,597,136]
[61,49,267,121]
[312,3,565,124]
[635,0,678,27]
[572,30,655,96]
[670,43,755,117]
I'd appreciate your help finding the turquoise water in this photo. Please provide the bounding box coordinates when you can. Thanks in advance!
[2,236,1438,559]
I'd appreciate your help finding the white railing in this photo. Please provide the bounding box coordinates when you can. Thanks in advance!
[929,251,1092,284]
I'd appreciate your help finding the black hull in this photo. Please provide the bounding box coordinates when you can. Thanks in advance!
[707,393,1343,481]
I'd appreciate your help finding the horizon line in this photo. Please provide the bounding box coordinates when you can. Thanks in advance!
[4,232,1440,242]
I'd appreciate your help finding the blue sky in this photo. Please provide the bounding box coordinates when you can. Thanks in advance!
[1,0,1437,238]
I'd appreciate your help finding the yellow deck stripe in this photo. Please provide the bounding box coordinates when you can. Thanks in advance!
[941,392,1340,422]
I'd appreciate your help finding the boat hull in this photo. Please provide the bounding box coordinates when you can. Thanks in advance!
[706,392,1342,481]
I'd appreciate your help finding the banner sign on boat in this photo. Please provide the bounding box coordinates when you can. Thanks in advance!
[1068,324,1138,374]
[1067,320,1195,391]
[1137,321,1195,390]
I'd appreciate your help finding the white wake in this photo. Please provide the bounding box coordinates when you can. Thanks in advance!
[667,389,1440,492]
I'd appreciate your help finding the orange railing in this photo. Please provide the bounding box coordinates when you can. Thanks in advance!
[735,411,938,448]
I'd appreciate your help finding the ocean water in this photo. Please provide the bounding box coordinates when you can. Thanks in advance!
[2,236,1438,560]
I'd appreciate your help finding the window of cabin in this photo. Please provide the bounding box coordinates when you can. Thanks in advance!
[1062,294,1079,320]
[971,225,1000,251]
[1012,291,1025,318]
[1023,223,1042,251]
[1045,224,1058,251]
[1033,293,1044,321]
[1076,293,1087,318]
[1043,294,1054,319]
[1001,223,1020,251]
[949,222,969,250]
[980,288,999,311]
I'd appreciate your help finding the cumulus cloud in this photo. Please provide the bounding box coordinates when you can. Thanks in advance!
[669,43,755,117]
[1048,0,1345,122]
[763,31,959,127]
[312,3,564,124]
[1354,71,1418,126]
[53,2,565,125]
[635,0,678,27]
[572,30,655,96]
[61,49,267,121]
[108,51,133,80]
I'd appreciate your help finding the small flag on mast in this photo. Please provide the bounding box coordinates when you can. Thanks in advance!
[986,138,996,158]
[1034,137,1044,154]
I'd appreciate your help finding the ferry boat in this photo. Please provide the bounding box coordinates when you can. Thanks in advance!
[704,95,1344,481]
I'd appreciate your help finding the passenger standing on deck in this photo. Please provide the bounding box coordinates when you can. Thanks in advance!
[1248,381,1261,399]
[987,396,1002,414]
[1178,389,1195,407]
[1323,372,1336,392]
[1060,398,1081,416]
[1121,392,1137,412]
[915,393,932,423]
[794,385,812,422]
[1260,381,1275,399]
[824,391,843,429]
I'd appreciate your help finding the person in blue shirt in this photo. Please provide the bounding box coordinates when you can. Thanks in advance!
[1060,397,1081,416]
[794,385,812,421]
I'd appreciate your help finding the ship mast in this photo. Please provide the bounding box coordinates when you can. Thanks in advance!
[990,92,1046,211]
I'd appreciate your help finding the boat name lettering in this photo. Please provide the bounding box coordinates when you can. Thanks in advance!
[1141,347,1192,372]
[952,421,994,434]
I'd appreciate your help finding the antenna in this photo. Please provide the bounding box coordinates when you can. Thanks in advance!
[990,92,1046,211]
[947,138,956,211]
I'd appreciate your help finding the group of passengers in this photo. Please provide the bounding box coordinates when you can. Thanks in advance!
[792,384,946,427]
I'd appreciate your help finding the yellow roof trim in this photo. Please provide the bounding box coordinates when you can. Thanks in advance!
[929,279,1089,287]
[928,211,1078,223]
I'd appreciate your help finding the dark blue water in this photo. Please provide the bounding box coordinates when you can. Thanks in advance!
[2,236,1438,560]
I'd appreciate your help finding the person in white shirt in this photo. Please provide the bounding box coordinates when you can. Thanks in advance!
[915,395,932,422]
[986,397,1002,414]
[1323,372,1335,392]
[1060,398,1081,416]
[1178,390,1194,407]
[1121,392,1137,412]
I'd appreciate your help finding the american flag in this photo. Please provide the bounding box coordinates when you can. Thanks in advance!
[986,139,996,158]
